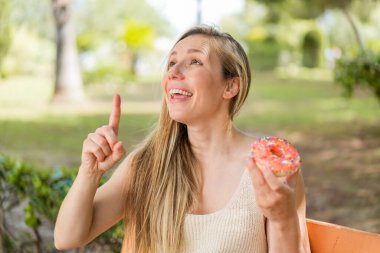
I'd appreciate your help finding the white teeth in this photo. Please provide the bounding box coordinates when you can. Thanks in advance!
[169,89,193,97]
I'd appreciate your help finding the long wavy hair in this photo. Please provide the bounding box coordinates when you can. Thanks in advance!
[122,25,251,253]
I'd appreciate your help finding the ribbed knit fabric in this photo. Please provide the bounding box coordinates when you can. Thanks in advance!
[183,169,267,253]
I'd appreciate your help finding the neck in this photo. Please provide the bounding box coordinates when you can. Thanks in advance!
[187,118,241,162]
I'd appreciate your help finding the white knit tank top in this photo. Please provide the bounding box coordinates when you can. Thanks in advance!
[183,169,267,253]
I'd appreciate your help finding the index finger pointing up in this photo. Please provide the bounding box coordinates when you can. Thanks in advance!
[109,94,121,135]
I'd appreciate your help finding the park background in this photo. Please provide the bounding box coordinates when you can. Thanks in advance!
[0,0,379,252]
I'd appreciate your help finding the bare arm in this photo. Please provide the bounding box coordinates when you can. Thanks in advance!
[54,94,128,249]
[265,171,311,253]
[247,160,311,253]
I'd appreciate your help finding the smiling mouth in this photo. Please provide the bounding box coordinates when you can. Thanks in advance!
[169,89,193,99]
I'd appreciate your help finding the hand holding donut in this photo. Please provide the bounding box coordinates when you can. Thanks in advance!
[81,94,126,173]
[247,136,300,223]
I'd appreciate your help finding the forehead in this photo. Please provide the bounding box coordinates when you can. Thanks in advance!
[170,34,214,56]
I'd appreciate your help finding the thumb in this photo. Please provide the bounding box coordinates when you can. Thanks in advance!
[111,141,126,161]
[98,141,126,171]
[285,170,299,189]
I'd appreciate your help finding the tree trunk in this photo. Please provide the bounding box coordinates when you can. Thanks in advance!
[131,52,138,77]
[52,0,84,102]
[33,227,42,253]
[341,7,364,51]
[0,0,12,77]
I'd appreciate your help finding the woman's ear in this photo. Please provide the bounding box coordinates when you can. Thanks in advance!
[223,77,240,99]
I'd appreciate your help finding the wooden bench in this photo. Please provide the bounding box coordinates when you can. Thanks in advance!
[307,219,380,253]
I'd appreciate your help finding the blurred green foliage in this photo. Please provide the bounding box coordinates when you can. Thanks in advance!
[8,0,54,39]
[74,0,170,83]
[244,23,283,70]
[246,36,282,70]
[0,0,12,77]
[83,65,135,85]
[334,50,380,103]
[3,0,170,83]
[120,18,156,76]
[0,154,124,252]
[76,31,97,52]
[75,0,170,41]
[121,18,155,51]
[243,0,380,69]
[302,30,322,68]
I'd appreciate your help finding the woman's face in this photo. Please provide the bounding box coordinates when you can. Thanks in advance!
[162,34,229,125]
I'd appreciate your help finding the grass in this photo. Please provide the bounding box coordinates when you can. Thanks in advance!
[0,70,379,233]
[238,71,379,132]
[0,114,158,168]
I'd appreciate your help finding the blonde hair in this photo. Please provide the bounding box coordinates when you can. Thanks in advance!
[123,25,251,253]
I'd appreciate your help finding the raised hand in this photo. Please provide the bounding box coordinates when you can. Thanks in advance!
[246,158,299,223]
[81,94,126,173]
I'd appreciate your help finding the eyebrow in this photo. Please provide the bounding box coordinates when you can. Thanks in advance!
[169,48,206,57]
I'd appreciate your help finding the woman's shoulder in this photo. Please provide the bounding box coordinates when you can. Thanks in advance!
[237,130,257,146]
[229,130,257,158]
[111,149,139,179]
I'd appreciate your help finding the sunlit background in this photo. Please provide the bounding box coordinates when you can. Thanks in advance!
[0,0,379,252]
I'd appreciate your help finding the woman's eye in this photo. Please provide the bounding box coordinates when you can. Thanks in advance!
[168,61,176,69]
[190,59,202,65]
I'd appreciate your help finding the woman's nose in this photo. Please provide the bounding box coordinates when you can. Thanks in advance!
[168,63,185,80]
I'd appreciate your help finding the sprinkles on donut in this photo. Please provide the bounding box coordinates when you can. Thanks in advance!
[251,136,301,177]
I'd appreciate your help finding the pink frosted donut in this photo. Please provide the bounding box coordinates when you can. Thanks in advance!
[251,136,301,177]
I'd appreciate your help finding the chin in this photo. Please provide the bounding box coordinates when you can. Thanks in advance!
[168,113,188,125]
[168,110,192,125]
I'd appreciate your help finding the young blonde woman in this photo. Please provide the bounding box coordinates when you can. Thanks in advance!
[54,25,311,253]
